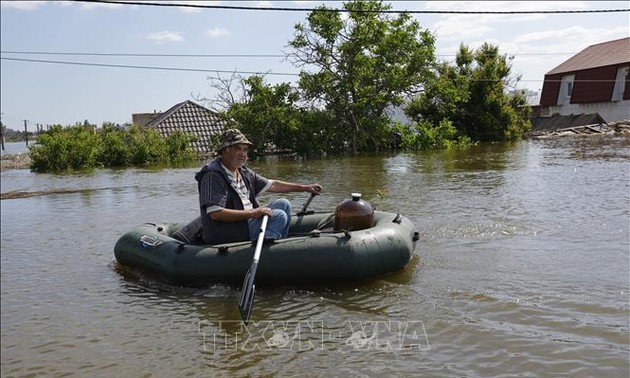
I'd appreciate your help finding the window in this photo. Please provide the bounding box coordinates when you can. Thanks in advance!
[557,75,575,105]
[612,66,629,102]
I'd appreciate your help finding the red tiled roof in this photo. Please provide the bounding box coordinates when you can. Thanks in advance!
[546,37,630,75]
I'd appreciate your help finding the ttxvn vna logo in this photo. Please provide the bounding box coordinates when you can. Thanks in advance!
[198,320,430,351]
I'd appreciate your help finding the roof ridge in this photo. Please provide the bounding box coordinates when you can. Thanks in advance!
[546,37,630,75]
[588,36,630,47]
[146,100,194,126]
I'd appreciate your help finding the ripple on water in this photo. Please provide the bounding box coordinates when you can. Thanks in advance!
[2,140,629,377]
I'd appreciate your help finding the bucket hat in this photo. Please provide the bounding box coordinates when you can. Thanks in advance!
[219,129,253,152]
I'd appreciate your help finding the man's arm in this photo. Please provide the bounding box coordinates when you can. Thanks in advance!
[209,207,271,222]
[268,181,322,194]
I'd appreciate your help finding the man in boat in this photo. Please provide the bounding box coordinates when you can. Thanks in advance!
[195,128,322,245]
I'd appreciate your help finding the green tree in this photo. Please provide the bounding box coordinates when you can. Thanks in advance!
[288,0,436,153]
[406,42,530,142]
[164,130,197,163]
[226,75,303,155]
[97,124,129,166]
[126,125,168,165]
[295,108,340,155]
[29,125,71,172]
[204,73,338,156]
[29,123,197,172]
[28,124,99,171]
[68,123,99,169]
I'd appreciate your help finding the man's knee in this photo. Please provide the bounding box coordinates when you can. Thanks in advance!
[270,198,292,213]
[270,209,288,224]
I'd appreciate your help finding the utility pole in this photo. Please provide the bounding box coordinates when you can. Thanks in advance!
[0,112,5,151]
[24,119,29,146]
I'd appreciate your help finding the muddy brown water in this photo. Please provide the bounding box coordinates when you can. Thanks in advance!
[1,136,629,377]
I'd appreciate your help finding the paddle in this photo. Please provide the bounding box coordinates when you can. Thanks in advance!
[297,185,322,216]
[237,214,269,325]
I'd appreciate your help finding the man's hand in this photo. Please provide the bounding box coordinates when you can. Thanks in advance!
[252,207,272,218]
[306,184,323,194]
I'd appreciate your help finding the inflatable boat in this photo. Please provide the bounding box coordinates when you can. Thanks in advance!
[114,210,419,286]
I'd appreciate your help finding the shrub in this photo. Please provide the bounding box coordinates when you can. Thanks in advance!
[97,126,129,167]
[29,124,197,172]
[165,131,197,163]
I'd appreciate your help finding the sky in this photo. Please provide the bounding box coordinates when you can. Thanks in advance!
[1,0,628,131]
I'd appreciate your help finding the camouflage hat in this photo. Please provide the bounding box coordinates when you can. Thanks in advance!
[219,129,253,151]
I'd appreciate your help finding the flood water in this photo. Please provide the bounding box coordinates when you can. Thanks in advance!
[2,136,629,377]
[1,141,31,156]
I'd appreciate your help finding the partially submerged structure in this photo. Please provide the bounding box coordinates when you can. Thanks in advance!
[133,100,227,157]
[538,37,630,124]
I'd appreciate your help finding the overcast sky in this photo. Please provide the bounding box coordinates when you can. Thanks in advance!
[1,0,628,131]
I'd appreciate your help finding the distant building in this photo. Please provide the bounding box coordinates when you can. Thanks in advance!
[539,37,630,123]
[522,90,540,106]
[132,111,161,128]
[133,100,227,157]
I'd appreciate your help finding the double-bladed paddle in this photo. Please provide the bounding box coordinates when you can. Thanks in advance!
[237,214,269,325]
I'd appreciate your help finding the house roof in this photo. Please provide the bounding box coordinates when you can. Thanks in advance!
[145,100,227,156]
[530,113,606,132]
[546,37,630,75]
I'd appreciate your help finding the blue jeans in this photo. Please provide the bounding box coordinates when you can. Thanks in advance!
[248,198,292,241]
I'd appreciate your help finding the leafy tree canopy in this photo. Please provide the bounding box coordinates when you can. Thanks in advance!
[226,75,302,155]
[288,0,436,153]
[405,42,531,142]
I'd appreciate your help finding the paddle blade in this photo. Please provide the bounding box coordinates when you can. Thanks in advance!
[237,269,256,325]
[237,215,267,325]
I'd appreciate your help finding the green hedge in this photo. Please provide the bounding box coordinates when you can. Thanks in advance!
[29,124,197,172]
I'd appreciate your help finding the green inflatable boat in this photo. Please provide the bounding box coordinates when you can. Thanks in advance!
[114,210,419,286]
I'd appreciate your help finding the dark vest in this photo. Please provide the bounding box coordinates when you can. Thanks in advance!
[195,163,261,245]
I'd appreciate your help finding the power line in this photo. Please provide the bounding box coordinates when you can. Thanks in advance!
[0,56,300,76]
[0,51,286,58]
[0,50,579,57]
[71,0,630,14]
[1,56,620,83]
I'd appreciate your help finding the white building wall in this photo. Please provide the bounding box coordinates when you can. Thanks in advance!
[543,100,630,122]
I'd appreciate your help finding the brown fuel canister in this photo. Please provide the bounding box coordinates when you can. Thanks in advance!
[334,193,374,231]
